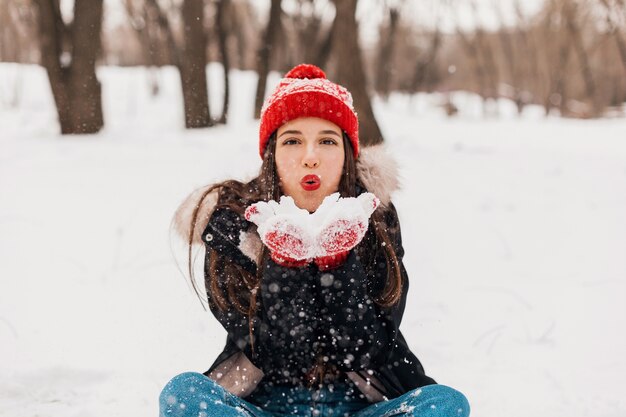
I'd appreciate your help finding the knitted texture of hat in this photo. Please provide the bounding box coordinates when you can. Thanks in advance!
[259,64,359,159]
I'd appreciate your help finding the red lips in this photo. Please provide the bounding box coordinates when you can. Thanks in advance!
[300,174,321,191]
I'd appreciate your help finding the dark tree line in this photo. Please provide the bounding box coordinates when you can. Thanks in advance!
[4,0,384,141]
[2,0,626,134]
[374,0,626,118]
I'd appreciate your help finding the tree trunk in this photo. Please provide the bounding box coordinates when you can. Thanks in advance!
[553,30,572,116]
[300,6,323,65]
[216,0,230,124]
[474,27,499,103]
[229,1,248,69]
[254,0,282,119]
[314,18,335,70]
[599,0,626,88]
[180,0,212,128]
[412,28,441,92]
[456,29,488,100]
[331,0,383,146]
[69,0,104,131]
[612,29,626,80]
[0,0,18,62]
[494,0,524,113]
[124,0,160,94]
[513,0,539,113]
[375,7,400,100]
[35,0,104,134]
[563,1,596,114]
[145,0,180,66]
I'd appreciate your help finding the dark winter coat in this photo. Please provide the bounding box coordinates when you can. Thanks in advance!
[172,145,436,403]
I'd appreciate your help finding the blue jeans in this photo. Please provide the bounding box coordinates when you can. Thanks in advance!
[159,372,470,417]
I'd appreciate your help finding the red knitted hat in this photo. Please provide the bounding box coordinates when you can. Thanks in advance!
[259,64,359,159]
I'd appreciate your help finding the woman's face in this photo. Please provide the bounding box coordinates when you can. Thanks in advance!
[275,117,345,212]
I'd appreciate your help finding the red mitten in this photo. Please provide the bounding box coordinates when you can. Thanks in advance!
[245,197,314,267]
[313,193,380,270]
[263,219,310,267]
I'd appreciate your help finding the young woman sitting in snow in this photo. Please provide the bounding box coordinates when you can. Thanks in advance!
[162,64,470,417]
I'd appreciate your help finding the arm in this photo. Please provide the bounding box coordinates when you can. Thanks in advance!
[202,207,261,367]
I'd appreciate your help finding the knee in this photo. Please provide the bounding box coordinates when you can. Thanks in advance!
[408,384,470,417]
[159,372,224,410]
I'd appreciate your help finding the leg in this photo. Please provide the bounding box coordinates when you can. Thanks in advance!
[159,371,272,417]
[353,384,470,417]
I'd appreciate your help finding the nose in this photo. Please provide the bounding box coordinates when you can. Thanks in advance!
[302,145,319,168]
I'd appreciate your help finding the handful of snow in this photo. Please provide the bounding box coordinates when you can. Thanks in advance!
[245,192,380,261]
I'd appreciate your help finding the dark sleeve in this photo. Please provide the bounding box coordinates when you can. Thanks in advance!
[202,207,257,275]
[202,207,259,365]
[204,248,260,366]
[315,204,409,372]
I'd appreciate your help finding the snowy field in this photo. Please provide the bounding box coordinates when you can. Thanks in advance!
[1,63,625,417]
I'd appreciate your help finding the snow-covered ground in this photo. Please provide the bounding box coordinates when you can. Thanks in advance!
[1,63,625,417]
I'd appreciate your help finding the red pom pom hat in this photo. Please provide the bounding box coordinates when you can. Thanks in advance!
[259,64,359,159]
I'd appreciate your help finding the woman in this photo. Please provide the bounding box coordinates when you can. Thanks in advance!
[163,64,470,416]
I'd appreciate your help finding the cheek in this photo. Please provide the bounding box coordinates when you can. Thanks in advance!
[275,154,299,186]
[326,154,345,186]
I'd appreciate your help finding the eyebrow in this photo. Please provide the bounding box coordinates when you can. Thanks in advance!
[278,129,341,138]
[319,130,341,137]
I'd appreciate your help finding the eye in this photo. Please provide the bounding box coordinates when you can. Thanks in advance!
[320,138,338,145]
[282,138,300,145]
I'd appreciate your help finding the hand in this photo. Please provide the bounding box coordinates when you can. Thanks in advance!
[245,196,314,267]
[245,193,380,270]
[312,192,380,270]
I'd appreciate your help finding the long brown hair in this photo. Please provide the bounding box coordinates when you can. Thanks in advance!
[183,131,404,382]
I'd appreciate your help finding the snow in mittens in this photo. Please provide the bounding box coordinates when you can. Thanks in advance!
[245,192,380,259]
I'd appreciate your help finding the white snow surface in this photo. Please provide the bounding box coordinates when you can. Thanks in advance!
[1,63,625,417]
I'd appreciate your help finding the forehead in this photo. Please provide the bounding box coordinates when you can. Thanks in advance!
[277,117,341,133]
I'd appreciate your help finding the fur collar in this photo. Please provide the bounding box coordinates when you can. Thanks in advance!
[171,143,400,248]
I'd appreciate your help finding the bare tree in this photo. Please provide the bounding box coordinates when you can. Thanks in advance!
[35,0,104,134]
[599,0,626,80]
[376,1,403,100]
[472,3,500,106]
[215,0,231,124]
[512,0,540,112]
[330,0,384,146]
[411,26,442,93]
[494,2,524,113]
[180,0,212,128]
[563,0,597,114]
[0,0,19,62]
[124,0,166,95]
[228,0,253,69]
[282,0,335,69]
[314,15,336,69]
[538,0,572,115]
[145,0,181,67]
[254,0,283,119]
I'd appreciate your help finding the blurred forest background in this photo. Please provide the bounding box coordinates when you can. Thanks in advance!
[1,0,626,139]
